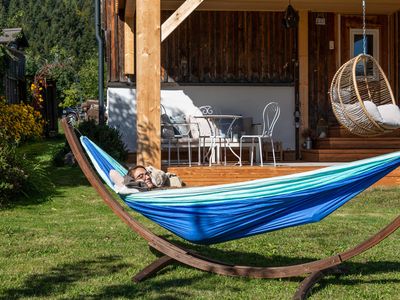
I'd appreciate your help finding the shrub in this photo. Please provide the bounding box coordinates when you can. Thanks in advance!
[54,119,128,166]
[0,129,53,207]
[53,144,70,167]
[0,141,28,205]
[0,99,44,143]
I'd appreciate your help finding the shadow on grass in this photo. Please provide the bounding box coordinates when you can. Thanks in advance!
[0,255,214,300]
[154,236,335,268]
[306,261,400,298]
[149,241,400,278]
[1,253,398,300]
[1,164,91,210]
[0,256,130,300]
[48,165,90,187]
[74,259,400,299]
[0,135,93,210]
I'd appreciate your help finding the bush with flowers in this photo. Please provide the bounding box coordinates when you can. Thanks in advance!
[30,81,44,109]
[0,97,44,143]
[0,97,48,206]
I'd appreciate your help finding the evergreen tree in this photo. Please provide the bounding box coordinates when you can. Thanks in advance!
[0,0,98,105]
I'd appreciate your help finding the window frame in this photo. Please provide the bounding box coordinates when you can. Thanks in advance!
[349,28,379,60]
[349,28,380,79]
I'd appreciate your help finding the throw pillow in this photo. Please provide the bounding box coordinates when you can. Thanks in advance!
[146,166,168,187]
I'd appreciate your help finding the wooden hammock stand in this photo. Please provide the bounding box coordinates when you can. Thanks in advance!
[62,118,399,300]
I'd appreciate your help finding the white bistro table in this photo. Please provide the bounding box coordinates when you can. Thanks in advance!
[194,114,242,166]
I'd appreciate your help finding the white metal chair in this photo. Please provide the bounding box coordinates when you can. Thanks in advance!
[197,105,231,165]
[198,105,217,165]
[239,102,280,167]
[161,104,197,166]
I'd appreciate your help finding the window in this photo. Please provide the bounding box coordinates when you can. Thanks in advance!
[350,29,379,77]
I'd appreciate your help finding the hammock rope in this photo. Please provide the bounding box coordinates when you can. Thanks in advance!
[81,136,400,245]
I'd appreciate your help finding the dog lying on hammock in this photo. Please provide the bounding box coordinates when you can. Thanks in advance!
[109,165,182,194]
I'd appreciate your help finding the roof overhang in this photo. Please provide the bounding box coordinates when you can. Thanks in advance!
[160,0,400,14]
[0,28,28,48]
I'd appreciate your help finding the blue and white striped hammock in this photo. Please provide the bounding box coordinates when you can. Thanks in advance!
[81,136,400,245]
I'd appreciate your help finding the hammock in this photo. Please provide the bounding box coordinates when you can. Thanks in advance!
[81,136,400,245]
[62,119,399,297]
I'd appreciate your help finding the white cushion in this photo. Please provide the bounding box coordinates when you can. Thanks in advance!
[377,104,400,129]
[363,101,383,123]
[187,107,212,139]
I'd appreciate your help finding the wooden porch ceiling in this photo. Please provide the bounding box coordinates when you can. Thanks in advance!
[161,0,400,14]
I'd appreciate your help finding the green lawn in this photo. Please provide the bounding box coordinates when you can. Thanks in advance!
[0,138,399,299]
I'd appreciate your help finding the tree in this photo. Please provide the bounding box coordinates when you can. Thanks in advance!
[78,57,99,100]
[1,0,98,106]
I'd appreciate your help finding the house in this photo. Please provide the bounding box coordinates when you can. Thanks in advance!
[102,0,400,168]
[0,28,29,104]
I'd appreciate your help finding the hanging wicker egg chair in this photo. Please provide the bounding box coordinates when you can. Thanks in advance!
[329,53,397,136]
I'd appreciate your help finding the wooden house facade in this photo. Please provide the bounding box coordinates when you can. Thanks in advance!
[0,28,28,104]
[103,0,400,168]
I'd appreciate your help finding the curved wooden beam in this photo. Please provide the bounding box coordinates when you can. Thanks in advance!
[61,118,399,281]
[293,266,346,300]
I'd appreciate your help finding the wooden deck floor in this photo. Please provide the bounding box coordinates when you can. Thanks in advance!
[166,164,400,187]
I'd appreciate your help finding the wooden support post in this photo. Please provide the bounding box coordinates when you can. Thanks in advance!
[136,0,161,168]
[161,0,204,42]
[124,0,135,75]
[298,11,309,131]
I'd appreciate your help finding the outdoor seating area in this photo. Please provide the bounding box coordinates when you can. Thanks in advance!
[160,101,282,167]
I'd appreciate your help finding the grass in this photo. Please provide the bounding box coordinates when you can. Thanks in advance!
[0,137,399,299]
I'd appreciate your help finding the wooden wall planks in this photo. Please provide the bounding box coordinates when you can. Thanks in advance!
[105,9,297,84]
[308,12,337,130]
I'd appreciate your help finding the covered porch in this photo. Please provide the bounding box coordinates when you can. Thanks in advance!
[104,0,400,169]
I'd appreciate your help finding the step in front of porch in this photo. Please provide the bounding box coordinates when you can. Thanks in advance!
[316,137,400,149]
[302,137,400,162]
[302,148,400,162]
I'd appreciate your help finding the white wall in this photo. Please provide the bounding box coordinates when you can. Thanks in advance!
[107,86,295,152]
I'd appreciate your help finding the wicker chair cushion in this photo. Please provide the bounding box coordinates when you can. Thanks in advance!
[377,104,400,129]
[363,101,383,123]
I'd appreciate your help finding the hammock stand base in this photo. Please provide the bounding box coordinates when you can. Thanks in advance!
[132,246,350,299]
[293,265,347,300]
[61,119,399,300]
